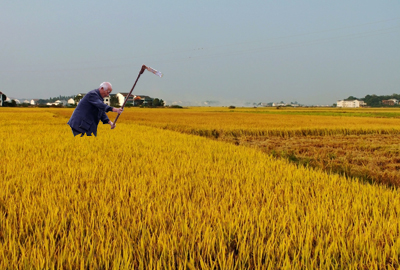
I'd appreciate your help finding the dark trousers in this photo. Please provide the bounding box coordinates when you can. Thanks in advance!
[71,127,94,137]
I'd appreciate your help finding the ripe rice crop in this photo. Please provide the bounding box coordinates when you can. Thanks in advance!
[96,107,400,186]
[53,107,400,138]
[99,107,400,138]
[1,108,400,269]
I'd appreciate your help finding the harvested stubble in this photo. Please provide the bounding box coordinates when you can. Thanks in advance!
[1,108,400,269]
[240,134,400,187]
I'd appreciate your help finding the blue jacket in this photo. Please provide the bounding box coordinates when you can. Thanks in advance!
[67,89,114,136]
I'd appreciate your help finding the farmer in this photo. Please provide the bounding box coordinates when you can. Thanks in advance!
[67,82,123,137]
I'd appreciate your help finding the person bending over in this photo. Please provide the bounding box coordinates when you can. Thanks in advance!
[67,82,123,137]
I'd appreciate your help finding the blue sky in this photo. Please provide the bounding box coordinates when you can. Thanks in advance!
[1,1,399,105]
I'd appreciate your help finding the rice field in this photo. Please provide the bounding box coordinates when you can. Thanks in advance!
[1,107,400,269]
[96,106,400,186]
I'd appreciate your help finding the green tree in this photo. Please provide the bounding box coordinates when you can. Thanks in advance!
[151,98,165,107]
[3,99,17,107]
[363,94,380,107]
[110,95,120,107]
[345,96,358,101]
[153,98,160,107]
[1,93,6,104]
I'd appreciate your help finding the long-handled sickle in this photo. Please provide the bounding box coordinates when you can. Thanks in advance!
[113,65,163,126]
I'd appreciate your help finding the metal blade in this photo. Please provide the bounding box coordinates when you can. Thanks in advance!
[146,66,163,78]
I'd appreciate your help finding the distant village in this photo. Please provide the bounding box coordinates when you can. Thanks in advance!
[1,90,400,108]
[0,91,165,108]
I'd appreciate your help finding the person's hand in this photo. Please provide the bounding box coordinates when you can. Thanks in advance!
[109,121,116,129]
[113,108,123,114]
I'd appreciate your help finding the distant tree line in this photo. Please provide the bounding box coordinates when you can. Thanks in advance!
[151,98,164,107]
[1,93,17,107]
[2,93,166,108]
[36,95,76,105]
[344,94,400,107]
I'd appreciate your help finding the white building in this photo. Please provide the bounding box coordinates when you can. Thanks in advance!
[75,93,110,105]
[75,94,84,104]
[337,100,366,108]
[103,96,110,106]
[116,93,128,106]
[272,102,287,107]
[30,99,39,105]
[67,98,75,105]
[0,91,3,106]
[55,100,67,106]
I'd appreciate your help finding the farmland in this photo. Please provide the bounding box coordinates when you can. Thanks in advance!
[1,107,400,269]
[96,106,400,187]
